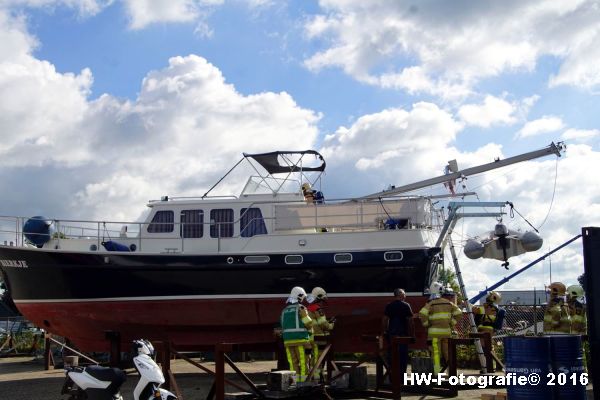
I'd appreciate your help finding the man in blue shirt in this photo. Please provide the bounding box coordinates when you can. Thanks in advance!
[381,288,414,376]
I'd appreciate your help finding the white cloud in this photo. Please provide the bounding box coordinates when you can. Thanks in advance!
[305,0,600,95]
[69,54,321,219]
[561,128,600,142]
[320,102,464,197]
[458,95,518,128]
[0,8,320,220]
[123,0,223,30]
[516,116,565,139]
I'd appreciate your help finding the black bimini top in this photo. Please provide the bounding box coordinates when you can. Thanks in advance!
[243,150,326,174]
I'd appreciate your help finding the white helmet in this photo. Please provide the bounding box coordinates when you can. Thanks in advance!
[567,284,584,301]
[311,287,327,301]
[486,291,501,304]
[133,339,154,356]
[287,286,307,304]
[429,281,444,296]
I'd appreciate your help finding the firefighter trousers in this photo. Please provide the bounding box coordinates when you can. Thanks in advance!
[284,340,311,382]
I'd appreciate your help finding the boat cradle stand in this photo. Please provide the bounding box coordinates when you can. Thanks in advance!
[146,335,397,400]
[152,340,335,400]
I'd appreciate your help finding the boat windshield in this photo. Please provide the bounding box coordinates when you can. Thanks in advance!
[240,175,301,196]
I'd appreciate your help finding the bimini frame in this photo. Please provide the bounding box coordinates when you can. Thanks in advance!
[202,150,326,198]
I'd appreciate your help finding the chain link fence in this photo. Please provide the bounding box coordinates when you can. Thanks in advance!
[455,304,547,338]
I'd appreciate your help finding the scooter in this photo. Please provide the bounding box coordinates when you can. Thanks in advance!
[61,339,177,400]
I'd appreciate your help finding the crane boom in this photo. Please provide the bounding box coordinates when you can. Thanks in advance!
[360,141,565,200]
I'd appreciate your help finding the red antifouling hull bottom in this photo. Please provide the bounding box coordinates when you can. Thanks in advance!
[18,296,432,352]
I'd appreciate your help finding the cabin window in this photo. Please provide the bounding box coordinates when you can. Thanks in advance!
[334,253,352,263]
[285,255,303,264]
[210,209,234,238]
[147,210,174,233]
[244,255,270,263]
[384,251,404,262]
[240,208,268,237]
[181,210,204,238]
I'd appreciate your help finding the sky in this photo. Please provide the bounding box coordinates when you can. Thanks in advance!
[1,0,599,296]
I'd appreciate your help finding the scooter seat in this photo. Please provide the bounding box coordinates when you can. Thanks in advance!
[85,365,127,386]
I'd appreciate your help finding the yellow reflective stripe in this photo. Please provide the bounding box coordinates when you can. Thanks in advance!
[284,339,310,345]
[286,347,294,372]
[312,342,320,368]
[420,308,430,316]
[430,312,451,320]
[428,327,451,334]
[452,309,463,317]
[299,346,306,378]
[432,338,441,374]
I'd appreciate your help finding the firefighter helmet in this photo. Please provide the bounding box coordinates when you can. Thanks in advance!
[429,281,444,296]
[486,291,501,304]
[567,284,584,300]
[311,287,327,301]
[288,286,307,304]
[548,282,566,297]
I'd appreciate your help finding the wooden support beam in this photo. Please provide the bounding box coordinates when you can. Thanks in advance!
[159,341,172,389]
[224,354,265,398]
[306,343,331,382]
[44,333,53,370]
[215,344,226,400]
[176,352,247,392]
[168,370,183,400]
[104,331,121,367]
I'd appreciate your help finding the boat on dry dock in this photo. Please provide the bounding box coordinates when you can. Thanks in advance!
[0,145,564,352]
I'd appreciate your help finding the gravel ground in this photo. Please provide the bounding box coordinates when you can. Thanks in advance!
[0,356,594,400]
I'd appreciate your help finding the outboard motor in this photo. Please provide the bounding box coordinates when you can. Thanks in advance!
[494,223,510,269]
[23,216,53,247]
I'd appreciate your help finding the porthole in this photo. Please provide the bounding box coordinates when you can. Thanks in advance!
[89,244,98,251]
[384,251,404,262]
[285,255,303,265]
[334,253,352,263]
[129,244,137,252]
[227,257,234,264]
[244,255,270,264]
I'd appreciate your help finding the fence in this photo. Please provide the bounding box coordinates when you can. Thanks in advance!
[0,316,43,356]
[455,304,547,339]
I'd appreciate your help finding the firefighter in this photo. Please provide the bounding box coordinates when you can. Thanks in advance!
[567,284,587,334]
[307,287,335,379]
[472,291,505,334]
[543,282,571,334]
[280,286,314,382]
[419,282,463,374]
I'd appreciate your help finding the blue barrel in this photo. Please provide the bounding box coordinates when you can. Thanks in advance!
[550,335,586,400]
[504,336,553,399]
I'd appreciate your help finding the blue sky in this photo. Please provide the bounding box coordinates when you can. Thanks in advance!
[1,0,600,291]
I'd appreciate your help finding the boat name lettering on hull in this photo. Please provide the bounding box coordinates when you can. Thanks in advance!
[0,259,28,268]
